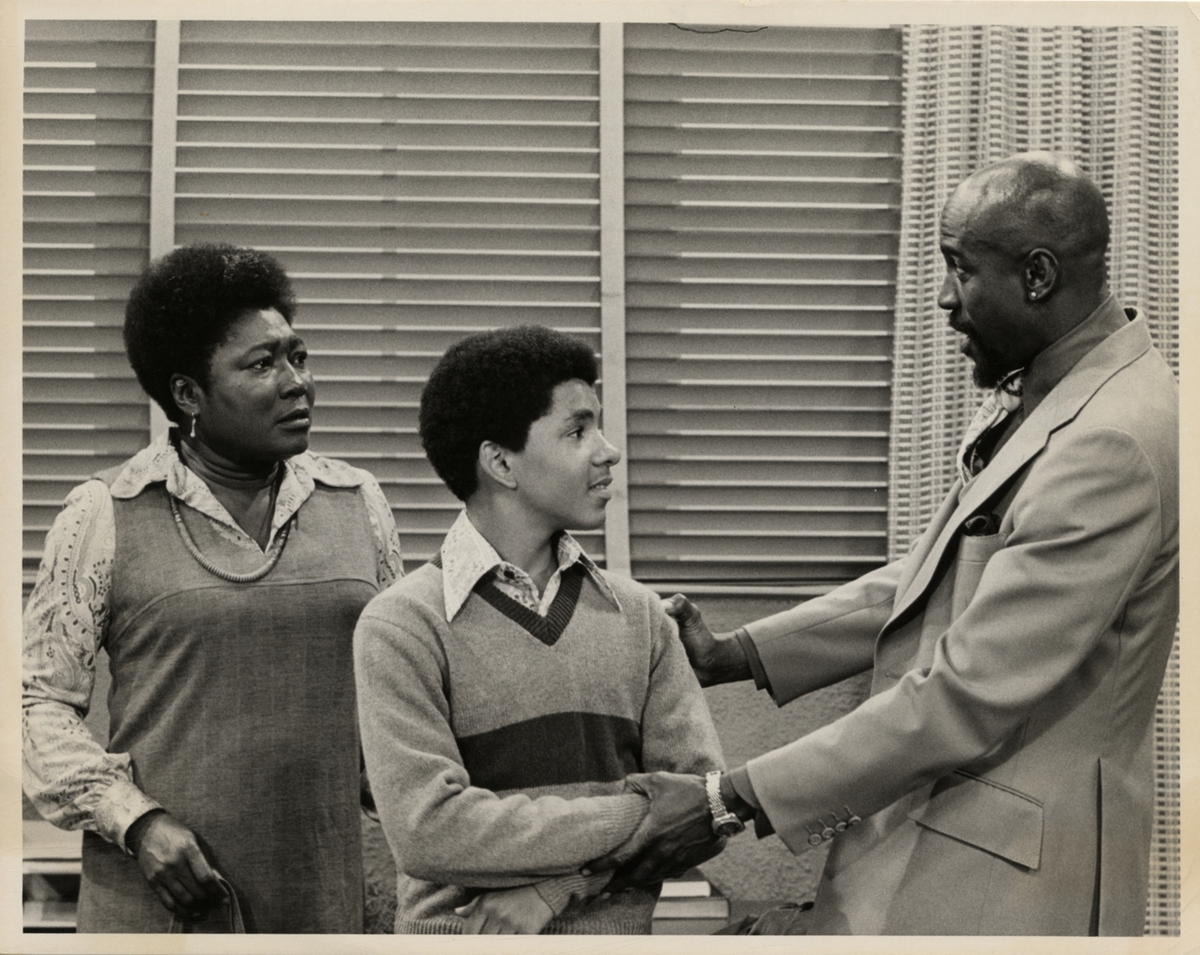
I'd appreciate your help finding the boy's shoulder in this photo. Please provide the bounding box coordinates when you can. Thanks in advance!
[590,566,666,616]
[362,559,446,621]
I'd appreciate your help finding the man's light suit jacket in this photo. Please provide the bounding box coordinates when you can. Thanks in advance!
[742,310,1178,935]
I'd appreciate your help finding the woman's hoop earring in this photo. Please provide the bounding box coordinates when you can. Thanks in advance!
[191,412,198,439]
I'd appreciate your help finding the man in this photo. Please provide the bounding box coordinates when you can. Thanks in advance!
[588,152,1179,935]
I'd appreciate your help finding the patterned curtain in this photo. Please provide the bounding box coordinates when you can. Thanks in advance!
[889,25,1179,935]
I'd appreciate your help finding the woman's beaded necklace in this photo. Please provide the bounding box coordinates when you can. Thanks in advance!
[172,437,290,583]
[169,494,291,583]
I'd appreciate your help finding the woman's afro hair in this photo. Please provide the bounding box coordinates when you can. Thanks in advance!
[123,244,296,423]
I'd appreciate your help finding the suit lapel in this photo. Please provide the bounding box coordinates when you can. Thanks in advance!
[881,318,1152,636]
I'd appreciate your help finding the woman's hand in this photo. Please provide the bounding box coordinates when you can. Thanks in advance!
[661,594,751,686]
[455,884,555,934]
[128,810,226,918]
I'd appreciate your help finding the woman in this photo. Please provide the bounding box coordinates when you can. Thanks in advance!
[22,244,402,933]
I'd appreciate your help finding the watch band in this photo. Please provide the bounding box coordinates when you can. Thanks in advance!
[705,770,746,837]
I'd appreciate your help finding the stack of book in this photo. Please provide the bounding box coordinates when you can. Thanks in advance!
[651,869,730,934]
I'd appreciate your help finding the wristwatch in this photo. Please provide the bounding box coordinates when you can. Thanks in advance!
[705,771,746,837]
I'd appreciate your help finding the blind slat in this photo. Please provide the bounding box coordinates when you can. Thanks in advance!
[177,147,599,174]
[181,20,599,47]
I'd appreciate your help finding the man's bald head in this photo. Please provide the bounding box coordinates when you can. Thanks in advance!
[938,153,1113,386]
[947,152,1110,285]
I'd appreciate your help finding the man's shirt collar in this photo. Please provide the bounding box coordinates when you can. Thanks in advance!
[439,510,620,620]
[1022,294,1133,416]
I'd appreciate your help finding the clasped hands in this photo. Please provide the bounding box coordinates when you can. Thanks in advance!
[582,770,726,891]
[455,770,725,932]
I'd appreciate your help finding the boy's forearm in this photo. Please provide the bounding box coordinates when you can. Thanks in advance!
[532,871,614,916]
[388,782,649,886]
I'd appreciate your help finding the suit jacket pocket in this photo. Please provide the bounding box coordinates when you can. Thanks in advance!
[951,531,1007,620]
[908,769,1043,870]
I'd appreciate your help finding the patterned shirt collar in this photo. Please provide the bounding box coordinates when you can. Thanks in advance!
[439,510,620,620]
[107,429,365,544]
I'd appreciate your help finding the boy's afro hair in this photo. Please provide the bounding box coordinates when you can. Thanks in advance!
[419,324,598,501]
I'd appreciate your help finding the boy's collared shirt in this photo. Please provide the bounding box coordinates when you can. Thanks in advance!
[440,510,621,620]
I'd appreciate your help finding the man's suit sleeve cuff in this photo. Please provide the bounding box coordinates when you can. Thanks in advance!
[735,627,771,692]
[728,764,775,838]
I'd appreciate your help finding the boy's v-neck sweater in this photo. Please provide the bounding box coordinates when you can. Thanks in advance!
[354,555,724,935]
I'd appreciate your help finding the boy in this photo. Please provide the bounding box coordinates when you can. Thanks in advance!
[354,325,724,934]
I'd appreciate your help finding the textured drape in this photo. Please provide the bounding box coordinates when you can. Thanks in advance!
[889,25,1179,935]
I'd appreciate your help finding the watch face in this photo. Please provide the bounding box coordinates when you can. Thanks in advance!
[714,816,745,838]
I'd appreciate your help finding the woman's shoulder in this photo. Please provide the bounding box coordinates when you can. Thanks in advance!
[55,476,116,524]
[99,435,178,498]
[290,451,377,490]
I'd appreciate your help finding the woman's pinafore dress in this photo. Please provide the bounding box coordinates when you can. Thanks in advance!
[76,479,380,932]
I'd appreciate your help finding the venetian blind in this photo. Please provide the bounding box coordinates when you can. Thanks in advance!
[22,20,156,593]
[173,20,603,569]
[623,24,903,590]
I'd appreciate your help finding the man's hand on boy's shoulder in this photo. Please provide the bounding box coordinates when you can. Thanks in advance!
[581,771,725,890]
[661,594,752,687]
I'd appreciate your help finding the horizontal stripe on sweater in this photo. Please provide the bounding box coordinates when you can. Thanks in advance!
[458,711,641,792]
